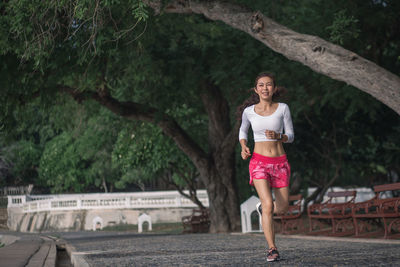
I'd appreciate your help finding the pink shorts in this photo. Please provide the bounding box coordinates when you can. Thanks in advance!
[249,153,290,188]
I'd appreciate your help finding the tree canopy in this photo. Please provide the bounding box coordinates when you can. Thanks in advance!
[1,0,399,231]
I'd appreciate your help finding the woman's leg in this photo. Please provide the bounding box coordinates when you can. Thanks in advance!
[273,186,290,214]
[253,179,276,248]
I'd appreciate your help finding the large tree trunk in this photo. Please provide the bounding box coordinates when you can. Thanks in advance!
[201,163,240,232]
[200,80,241,232]
[145,0,400,116]
[62,85,241,232]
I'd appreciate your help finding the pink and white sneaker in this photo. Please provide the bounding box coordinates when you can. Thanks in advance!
[267,247,280,262]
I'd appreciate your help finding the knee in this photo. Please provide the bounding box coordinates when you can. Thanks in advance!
[261,202,274,216]
[275,202,289,215]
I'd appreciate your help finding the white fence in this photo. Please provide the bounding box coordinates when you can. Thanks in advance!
[0,184,33,196]
[8,190,209,213]
[7,187,389,214]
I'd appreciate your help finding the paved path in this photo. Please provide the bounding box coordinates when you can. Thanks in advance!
[56,231,400,267]
[0,231,56,267]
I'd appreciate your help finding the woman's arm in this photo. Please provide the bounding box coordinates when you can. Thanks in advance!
[240,139,251,160]
[265,130,289,142]
[239,110,251,160]
[239,109,250,141]
[265,104,293,142]
[283,104,294,143]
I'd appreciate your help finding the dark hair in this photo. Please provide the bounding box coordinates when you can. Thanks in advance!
[236,72,287,120]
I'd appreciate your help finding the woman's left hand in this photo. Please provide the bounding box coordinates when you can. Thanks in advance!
[265,130,279,139]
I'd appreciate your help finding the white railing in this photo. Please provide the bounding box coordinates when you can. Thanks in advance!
[8,190,209,213]
[0,184,33,196]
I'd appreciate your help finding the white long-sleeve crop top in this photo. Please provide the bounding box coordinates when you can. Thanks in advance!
[239,103,294,143]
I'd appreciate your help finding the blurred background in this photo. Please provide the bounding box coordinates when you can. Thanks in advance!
[0,0,399,221]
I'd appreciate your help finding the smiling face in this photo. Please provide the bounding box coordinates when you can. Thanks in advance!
[254,76,276,101]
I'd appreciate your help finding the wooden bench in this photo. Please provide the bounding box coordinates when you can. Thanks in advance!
[352,182,400,239]
[273,194,303,234]
[307,190,357,236]
[182,209,210,233]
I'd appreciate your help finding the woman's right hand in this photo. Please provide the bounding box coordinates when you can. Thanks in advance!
[241,146,251,160]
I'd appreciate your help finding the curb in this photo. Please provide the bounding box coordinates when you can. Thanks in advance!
[64,242,91,267]
[0,234,20,247]
[39,236,57,267]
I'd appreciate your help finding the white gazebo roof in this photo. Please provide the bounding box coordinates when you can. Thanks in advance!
[240,195,262,233]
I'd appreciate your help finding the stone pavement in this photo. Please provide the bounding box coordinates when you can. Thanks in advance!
[0,231,56,267]
[56,231,400,267]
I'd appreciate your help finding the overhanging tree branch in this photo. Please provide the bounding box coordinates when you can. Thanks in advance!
[145,0,400,115]
[59,85,209,170]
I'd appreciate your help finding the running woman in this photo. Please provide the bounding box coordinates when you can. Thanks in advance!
[238,72,294,262]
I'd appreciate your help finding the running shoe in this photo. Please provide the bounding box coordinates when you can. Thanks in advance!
[267,247,280,262]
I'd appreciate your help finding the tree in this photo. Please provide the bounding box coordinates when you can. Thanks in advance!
[112,118,206,209]
[0,97,66,189]
[1,0,399,232]
[39,103,123,193]
[0,95,124,193]
[144,0,400,115]
[1,1,246,232]
[143,0,400,209]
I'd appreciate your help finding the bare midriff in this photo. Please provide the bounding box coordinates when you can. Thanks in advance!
[253,141,286,157]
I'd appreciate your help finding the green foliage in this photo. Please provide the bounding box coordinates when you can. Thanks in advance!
[132,0,149,21]
[4,140,41,184]
[39,132,86,192]
[37,102,123,193]
[111,107,201,190]
[0,0,148,67]
[326,10,360,45]
[0,0,399,199]
[286,72,400,187]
